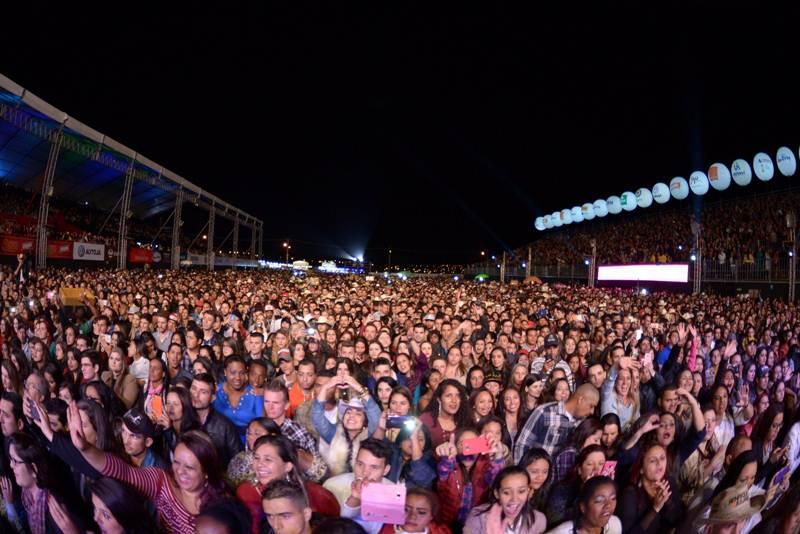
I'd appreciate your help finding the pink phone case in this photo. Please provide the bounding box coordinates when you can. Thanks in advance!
[361,483,407,525]
[601,461,617,479]
[462,436,492,455]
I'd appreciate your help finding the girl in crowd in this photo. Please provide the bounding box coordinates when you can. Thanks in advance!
[496,386,523,447]
[419,379,472,449]
[379,488,451,534]
[599,413,622,459]
[552,417,603,484]
[546,444,607,527]
[544,475,621,534]
[375,376,398,411]
[470,387,495,423]
[443,347,468,385]
[103,346,139,410]
[142,357,169,423]
[522,374,546,418]
[510,363,529,391]
[156,386,201,460]
[437,427,506,526]
[618,442,684,533]
[518,447,553,511]
[466,365,486,394]
[87,477,159,534]
[601,357,640,431]
[236,435,339,533]
[464,466,547,534]
[226,417,281,487]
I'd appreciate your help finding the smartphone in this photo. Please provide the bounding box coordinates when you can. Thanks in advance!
[386,415,415,430]
[150,396,164,420]
[28,400,40,423]
[601,460,617,479]
[103,334,112,344]
[771,464,791,488]
[339,387,350,402]
[462,436,491,455]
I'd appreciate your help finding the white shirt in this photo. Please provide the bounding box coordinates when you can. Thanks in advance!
[545,516,622,534]
[129,356,150,382]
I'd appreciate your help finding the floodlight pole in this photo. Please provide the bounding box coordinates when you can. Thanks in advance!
[257,222,263,258]
[171,188,183,270]
[206,204,215,271]
[232,218,239,255]
[36,126,64,270]
[250,225,257,259]
[589,239,597,288]
[116,159,136,270]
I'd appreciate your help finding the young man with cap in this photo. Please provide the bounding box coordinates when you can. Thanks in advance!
[530,333,574,390]
[121,408,169,469]
[277,349,297,389]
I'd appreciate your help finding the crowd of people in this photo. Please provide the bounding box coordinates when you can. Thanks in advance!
[515,189,800,269]
[0,264,799,533]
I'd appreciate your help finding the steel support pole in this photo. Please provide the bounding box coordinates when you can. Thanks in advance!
[500,252,507,283]
[257,222,263,258]
[36,128,64,270]
[232,218,239,255]
[249,225,257,259]
[206,205,216,271]
[171,188,183,270]
[589,240,597,287]
[693,230,702,295]
[116,163,135,270]
[790,227,797,303]
[526,246,532,278]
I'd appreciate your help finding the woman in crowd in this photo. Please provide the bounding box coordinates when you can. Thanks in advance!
[466,365,485,394]
[601,357,640,432]
[142,357,169,422]
[103,346,139,410]
[546,444,607,527]
[522,374,546,418]
[552,417,603,484]
[618,442,685,533]
[379,488,451,534]
[518,447,553,511]
[599,413,622,459]
[68,400,228,532]
[470,387,495,423]
[374,376,398,411]
[496,386,523,447]
[443,347,468,385]
[464,465,547,534]
[226,417,281,487]
[544,475,621,534]
[156,386,201,460]
[419,379,471,449]
[87,477,159,534]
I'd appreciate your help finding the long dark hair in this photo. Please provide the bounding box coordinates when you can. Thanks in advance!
[518,447,553,510]
[87,478,158,534]
[167,386,201,434]
[713,450,759,499]
[8,432,53,489]
[174,430,227,509]
[476,466,539,532]
[77,399,113,451]
[424,379,472,428]
[252,434,305,489]
[574,476,616,530]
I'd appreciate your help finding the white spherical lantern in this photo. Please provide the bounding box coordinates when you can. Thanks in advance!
[708,163,731,191]
[689,171,709,196]
[731,159,752,186]
[670,177,689,200]
[753,153,774,181]
[606,196,622,215]
[620,191,637,212]
[636,188,653,208]
[543,215,552,229]
[552,211,563,227]
[593,199,608,217]
[652,182,670,204]
[777,147,797,176]
[571,206,584,223]
[535,217,545,231]
[582,203,596,221]
[561,209,573,225]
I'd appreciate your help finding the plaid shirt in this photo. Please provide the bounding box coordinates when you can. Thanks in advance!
[279,418,327,481]
[552,445,577,484]
[513,401,577,463]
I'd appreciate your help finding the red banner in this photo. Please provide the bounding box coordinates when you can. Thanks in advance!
[47,240,73,259]
[128,247,153,264]
[0,235,35,255]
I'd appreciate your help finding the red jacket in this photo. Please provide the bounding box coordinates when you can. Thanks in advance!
[436,455,504,526]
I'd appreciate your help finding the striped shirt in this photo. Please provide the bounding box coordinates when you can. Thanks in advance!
[102,454,194,533]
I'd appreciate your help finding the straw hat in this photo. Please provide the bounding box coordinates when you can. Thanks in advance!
[698,484,765,525]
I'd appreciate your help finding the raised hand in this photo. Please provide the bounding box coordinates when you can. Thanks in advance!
[67,401,89,452]
[652,479,672,512]
[48,495,79,534]
[436,433,458,459]
[736,384,750,408]
[619,356,642,371]
[0,477,13,503]
[723,340,738,359]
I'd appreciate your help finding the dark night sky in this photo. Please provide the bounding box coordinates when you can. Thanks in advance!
[3,6,800,264]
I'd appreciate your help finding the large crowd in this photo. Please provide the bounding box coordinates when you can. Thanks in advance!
[0,261,799,534]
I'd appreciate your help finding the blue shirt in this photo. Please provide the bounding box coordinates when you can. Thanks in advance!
[213,382,264,443]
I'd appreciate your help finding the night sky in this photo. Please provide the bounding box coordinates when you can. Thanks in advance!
[3,6,800,265]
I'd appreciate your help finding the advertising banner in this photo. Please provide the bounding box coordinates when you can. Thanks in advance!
[73,242,105,261]
[128,247,153,264]
[0,235,34,255]
[48,240,73,259]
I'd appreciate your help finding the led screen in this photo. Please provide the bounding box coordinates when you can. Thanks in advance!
[597,263,689,283]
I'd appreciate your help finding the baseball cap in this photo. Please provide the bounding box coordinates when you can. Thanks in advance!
[423,314,436,321]
[264,305,275,312]
[277,348,292,362]
[123,408,156,439]
[757,365,770,378]
[544,334,559,347]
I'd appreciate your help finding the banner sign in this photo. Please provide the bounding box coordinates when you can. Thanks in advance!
[73,242,105,261]
[128,247,153,264]
[48,240,73,260]
[0,235,34,255]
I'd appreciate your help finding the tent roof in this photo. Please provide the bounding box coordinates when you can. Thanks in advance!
[0,73,261,227]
